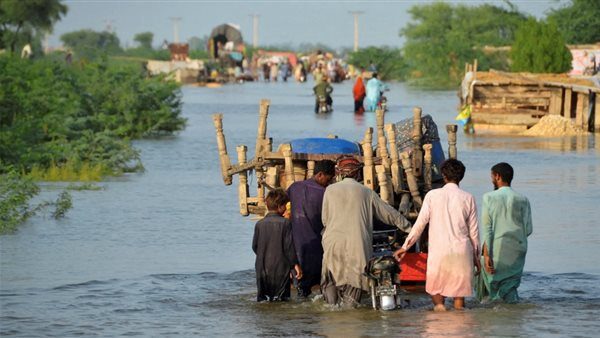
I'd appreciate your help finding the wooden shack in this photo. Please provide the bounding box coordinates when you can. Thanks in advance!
[168,43,189,61]
[461,63,600,133]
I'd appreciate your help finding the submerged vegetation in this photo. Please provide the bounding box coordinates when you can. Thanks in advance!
[0,55,185,231]
[0,171,39,233]
[0,170,74,233]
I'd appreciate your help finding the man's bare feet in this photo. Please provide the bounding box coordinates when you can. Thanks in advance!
[433,304,447,311]
[453,297,465,310]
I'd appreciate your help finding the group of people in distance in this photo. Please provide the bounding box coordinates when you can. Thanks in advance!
[353,71,388,114]
[252,158,532,310]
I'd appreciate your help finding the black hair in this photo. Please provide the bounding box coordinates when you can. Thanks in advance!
[265,188,289,211]
[314,160,336,176]
[491,162,514,185]
[372,72,378,78]
[441,159,465,183]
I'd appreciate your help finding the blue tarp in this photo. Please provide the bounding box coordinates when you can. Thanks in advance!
[289,138,361,155]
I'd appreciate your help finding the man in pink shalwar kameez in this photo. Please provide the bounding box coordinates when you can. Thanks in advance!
[394,159,480,311]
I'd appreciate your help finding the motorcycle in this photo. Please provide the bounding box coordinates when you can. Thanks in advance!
[364,229,403,310]
[316,95,332,114]
[378,88,389,112]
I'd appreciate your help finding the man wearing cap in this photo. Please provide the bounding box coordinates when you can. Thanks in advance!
[320,156,412,306]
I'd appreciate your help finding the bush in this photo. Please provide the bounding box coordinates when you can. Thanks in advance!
[0,55,185,178]
[510,19,572,73]
[0,169,74,234]
[347,47,407,80]
[0,170,39,233]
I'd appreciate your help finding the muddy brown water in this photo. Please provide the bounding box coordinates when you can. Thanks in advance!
[1,82,599,336]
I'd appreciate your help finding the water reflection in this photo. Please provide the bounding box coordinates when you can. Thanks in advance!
[464,134,598,153]
[422,311,480,337]
[353,112,365,126]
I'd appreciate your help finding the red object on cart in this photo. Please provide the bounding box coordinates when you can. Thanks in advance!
[399,252,427,282]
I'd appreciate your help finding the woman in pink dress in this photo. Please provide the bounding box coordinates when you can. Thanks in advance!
[394,159,481,311]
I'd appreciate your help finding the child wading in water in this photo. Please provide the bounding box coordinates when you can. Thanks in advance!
[252,189,303,301]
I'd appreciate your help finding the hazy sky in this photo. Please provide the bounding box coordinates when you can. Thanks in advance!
[50,0,566,50]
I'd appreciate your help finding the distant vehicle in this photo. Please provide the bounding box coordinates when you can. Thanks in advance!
[316,95,332,114]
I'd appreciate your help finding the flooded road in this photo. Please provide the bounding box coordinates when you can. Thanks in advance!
[1,82,599,336]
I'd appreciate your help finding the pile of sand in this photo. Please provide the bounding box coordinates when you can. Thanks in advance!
[522,115,588,137]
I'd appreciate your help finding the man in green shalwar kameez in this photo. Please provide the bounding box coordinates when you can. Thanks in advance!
[476,162,533,303]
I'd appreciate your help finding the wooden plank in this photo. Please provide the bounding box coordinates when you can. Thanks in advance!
[475,89,552,98]
[549,90,562,115]
[248,204,267,216]
[563,88,572,118]
[582,92,590,131]
[595,94,600,133]
[575,92,584,128]
[472,107,547,116]
[475,85,552,95]
[479,97,550,105]
[472,113,542,126]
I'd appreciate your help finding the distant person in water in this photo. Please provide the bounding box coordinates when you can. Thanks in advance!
[365,73,387,112]
[353,71,366,114]
[313,76,333,113]
[252,189,303,302]
[262,62,270,82]
[476,162,532,303]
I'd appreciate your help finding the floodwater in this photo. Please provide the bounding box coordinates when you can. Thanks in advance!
[1,81,599,337]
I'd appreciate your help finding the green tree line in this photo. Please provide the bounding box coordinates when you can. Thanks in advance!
[348,0,597,87]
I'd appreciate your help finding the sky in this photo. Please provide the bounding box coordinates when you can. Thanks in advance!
[49,0,567,50]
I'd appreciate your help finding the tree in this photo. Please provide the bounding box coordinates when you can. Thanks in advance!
[347,47,406,80]
[547,0,600,44]
[401,2,526,87]
[0,0,68,52]
[510,19,572,73]
[60,29,122,59]
[133,31,153,49]
[188,35,208,51]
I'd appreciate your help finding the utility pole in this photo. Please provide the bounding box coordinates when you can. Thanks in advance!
[170,17,182,43]
[249,14,259,48]
[103,19,115,33]
[43,32,49,54]
[349,11,364,52]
